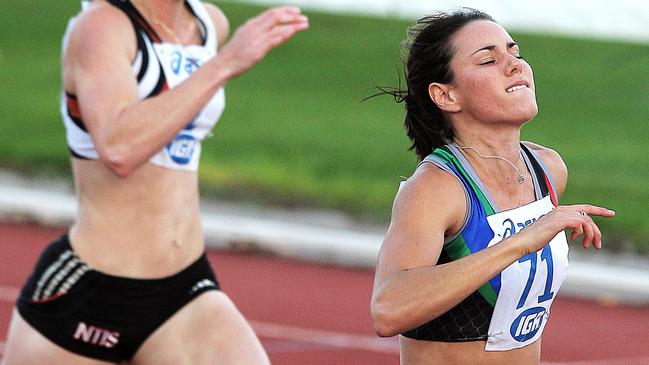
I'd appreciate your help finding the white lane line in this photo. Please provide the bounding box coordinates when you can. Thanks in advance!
[251,320,399,354]
[261,338,332,354]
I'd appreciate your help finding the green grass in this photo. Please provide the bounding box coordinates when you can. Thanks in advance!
[1,1,648,251]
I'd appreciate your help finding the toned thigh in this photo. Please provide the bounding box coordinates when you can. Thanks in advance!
[131,291,269,365]
[1,309,117,365]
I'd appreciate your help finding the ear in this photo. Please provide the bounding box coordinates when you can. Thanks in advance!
[428,82,461,113]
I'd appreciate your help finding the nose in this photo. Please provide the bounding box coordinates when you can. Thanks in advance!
[505,55,524,76]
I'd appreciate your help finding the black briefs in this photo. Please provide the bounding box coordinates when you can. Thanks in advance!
[17,234,220,362]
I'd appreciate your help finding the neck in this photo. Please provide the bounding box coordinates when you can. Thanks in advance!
[132,0,190,42]
[452,124,522,163]
[142,0,185,12]
[452,124,527,185]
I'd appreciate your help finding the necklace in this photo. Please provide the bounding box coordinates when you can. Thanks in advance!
[131,0,182,43]
[454,143,526,184]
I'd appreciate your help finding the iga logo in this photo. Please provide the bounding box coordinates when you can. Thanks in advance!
[510,306,547,342]
[167,134,196,164]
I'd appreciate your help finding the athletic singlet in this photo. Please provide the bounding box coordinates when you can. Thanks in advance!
[401,143,569,351]
[61,0,225,171]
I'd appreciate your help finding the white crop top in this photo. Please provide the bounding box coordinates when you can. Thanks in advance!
[61,0,225,171]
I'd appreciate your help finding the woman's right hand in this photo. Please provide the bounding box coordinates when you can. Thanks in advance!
[218,7,309,79]
[513,204,616,255]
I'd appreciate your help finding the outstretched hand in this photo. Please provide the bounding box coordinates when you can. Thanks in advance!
[219,6,309,79]
[516,204,615,254]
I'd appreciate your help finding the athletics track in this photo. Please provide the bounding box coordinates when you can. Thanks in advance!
[1,222,648,364]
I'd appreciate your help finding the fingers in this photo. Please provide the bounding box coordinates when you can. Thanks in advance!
[570,221,583,242]
[580,218,595,249]
[564,205,607,249]
[219,7,308,78]
[592,220,603,249]
[262,7,309,45]
[267,23,307,48]
[573,204,616,218]
[247,7,309,51]
[254,7,309,31]
[517,203,612,254]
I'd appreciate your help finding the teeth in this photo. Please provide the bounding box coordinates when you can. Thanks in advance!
[506,85,527,93]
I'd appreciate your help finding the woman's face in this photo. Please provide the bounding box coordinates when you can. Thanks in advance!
[445,20,538,125]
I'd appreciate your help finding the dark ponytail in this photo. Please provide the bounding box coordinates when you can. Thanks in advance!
[378,8,495,160]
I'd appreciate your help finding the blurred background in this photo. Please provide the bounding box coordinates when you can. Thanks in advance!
[1,0,648,251]
[1,0,649,363]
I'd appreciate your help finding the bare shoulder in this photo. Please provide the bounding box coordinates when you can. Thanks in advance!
[65,2,135,60]
[389,163,466,247]
[522,141,568,198]
[375,163,466,277]
[64,2,137,91]
[68,2,134,43]
[202,2,230,47]
[397,162,465,217]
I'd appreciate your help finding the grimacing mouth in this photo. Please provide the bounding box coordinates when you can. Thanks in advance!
[505,81,530,93]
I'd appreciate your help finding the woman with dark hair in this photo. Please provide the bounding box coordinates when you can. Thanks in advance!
[2,0,307,364]
[370,8,614,364]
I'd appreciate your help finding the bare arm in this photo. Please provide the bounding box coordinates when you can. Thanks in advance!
[66,5,308,177]
[371,163,615,337]
[371,165,525,337]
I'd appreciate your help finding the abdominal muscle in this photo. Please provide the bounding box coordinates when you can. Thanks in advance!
[68,158,205,279]
[400,336,541,365]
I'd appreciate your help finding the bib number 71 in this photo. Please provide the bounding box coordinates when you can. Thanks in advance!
[516,244,554,309]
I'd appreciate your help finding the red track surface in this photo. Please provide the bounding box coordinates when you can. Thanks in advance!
[1,222,648,364]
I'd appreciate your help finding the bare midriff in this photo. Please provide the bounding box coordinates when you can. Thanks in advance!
[68,158,205,279]
[400,336,541,365]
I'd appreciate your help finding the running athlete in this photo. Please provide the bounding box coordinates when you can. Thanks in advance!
[2,0,307,364]
[370,9,614,364]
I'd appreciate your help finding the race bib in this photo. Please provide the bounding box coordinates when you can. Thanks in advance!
[153,42,213,88]
[148,42,223,170]
[485,196,569,351]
